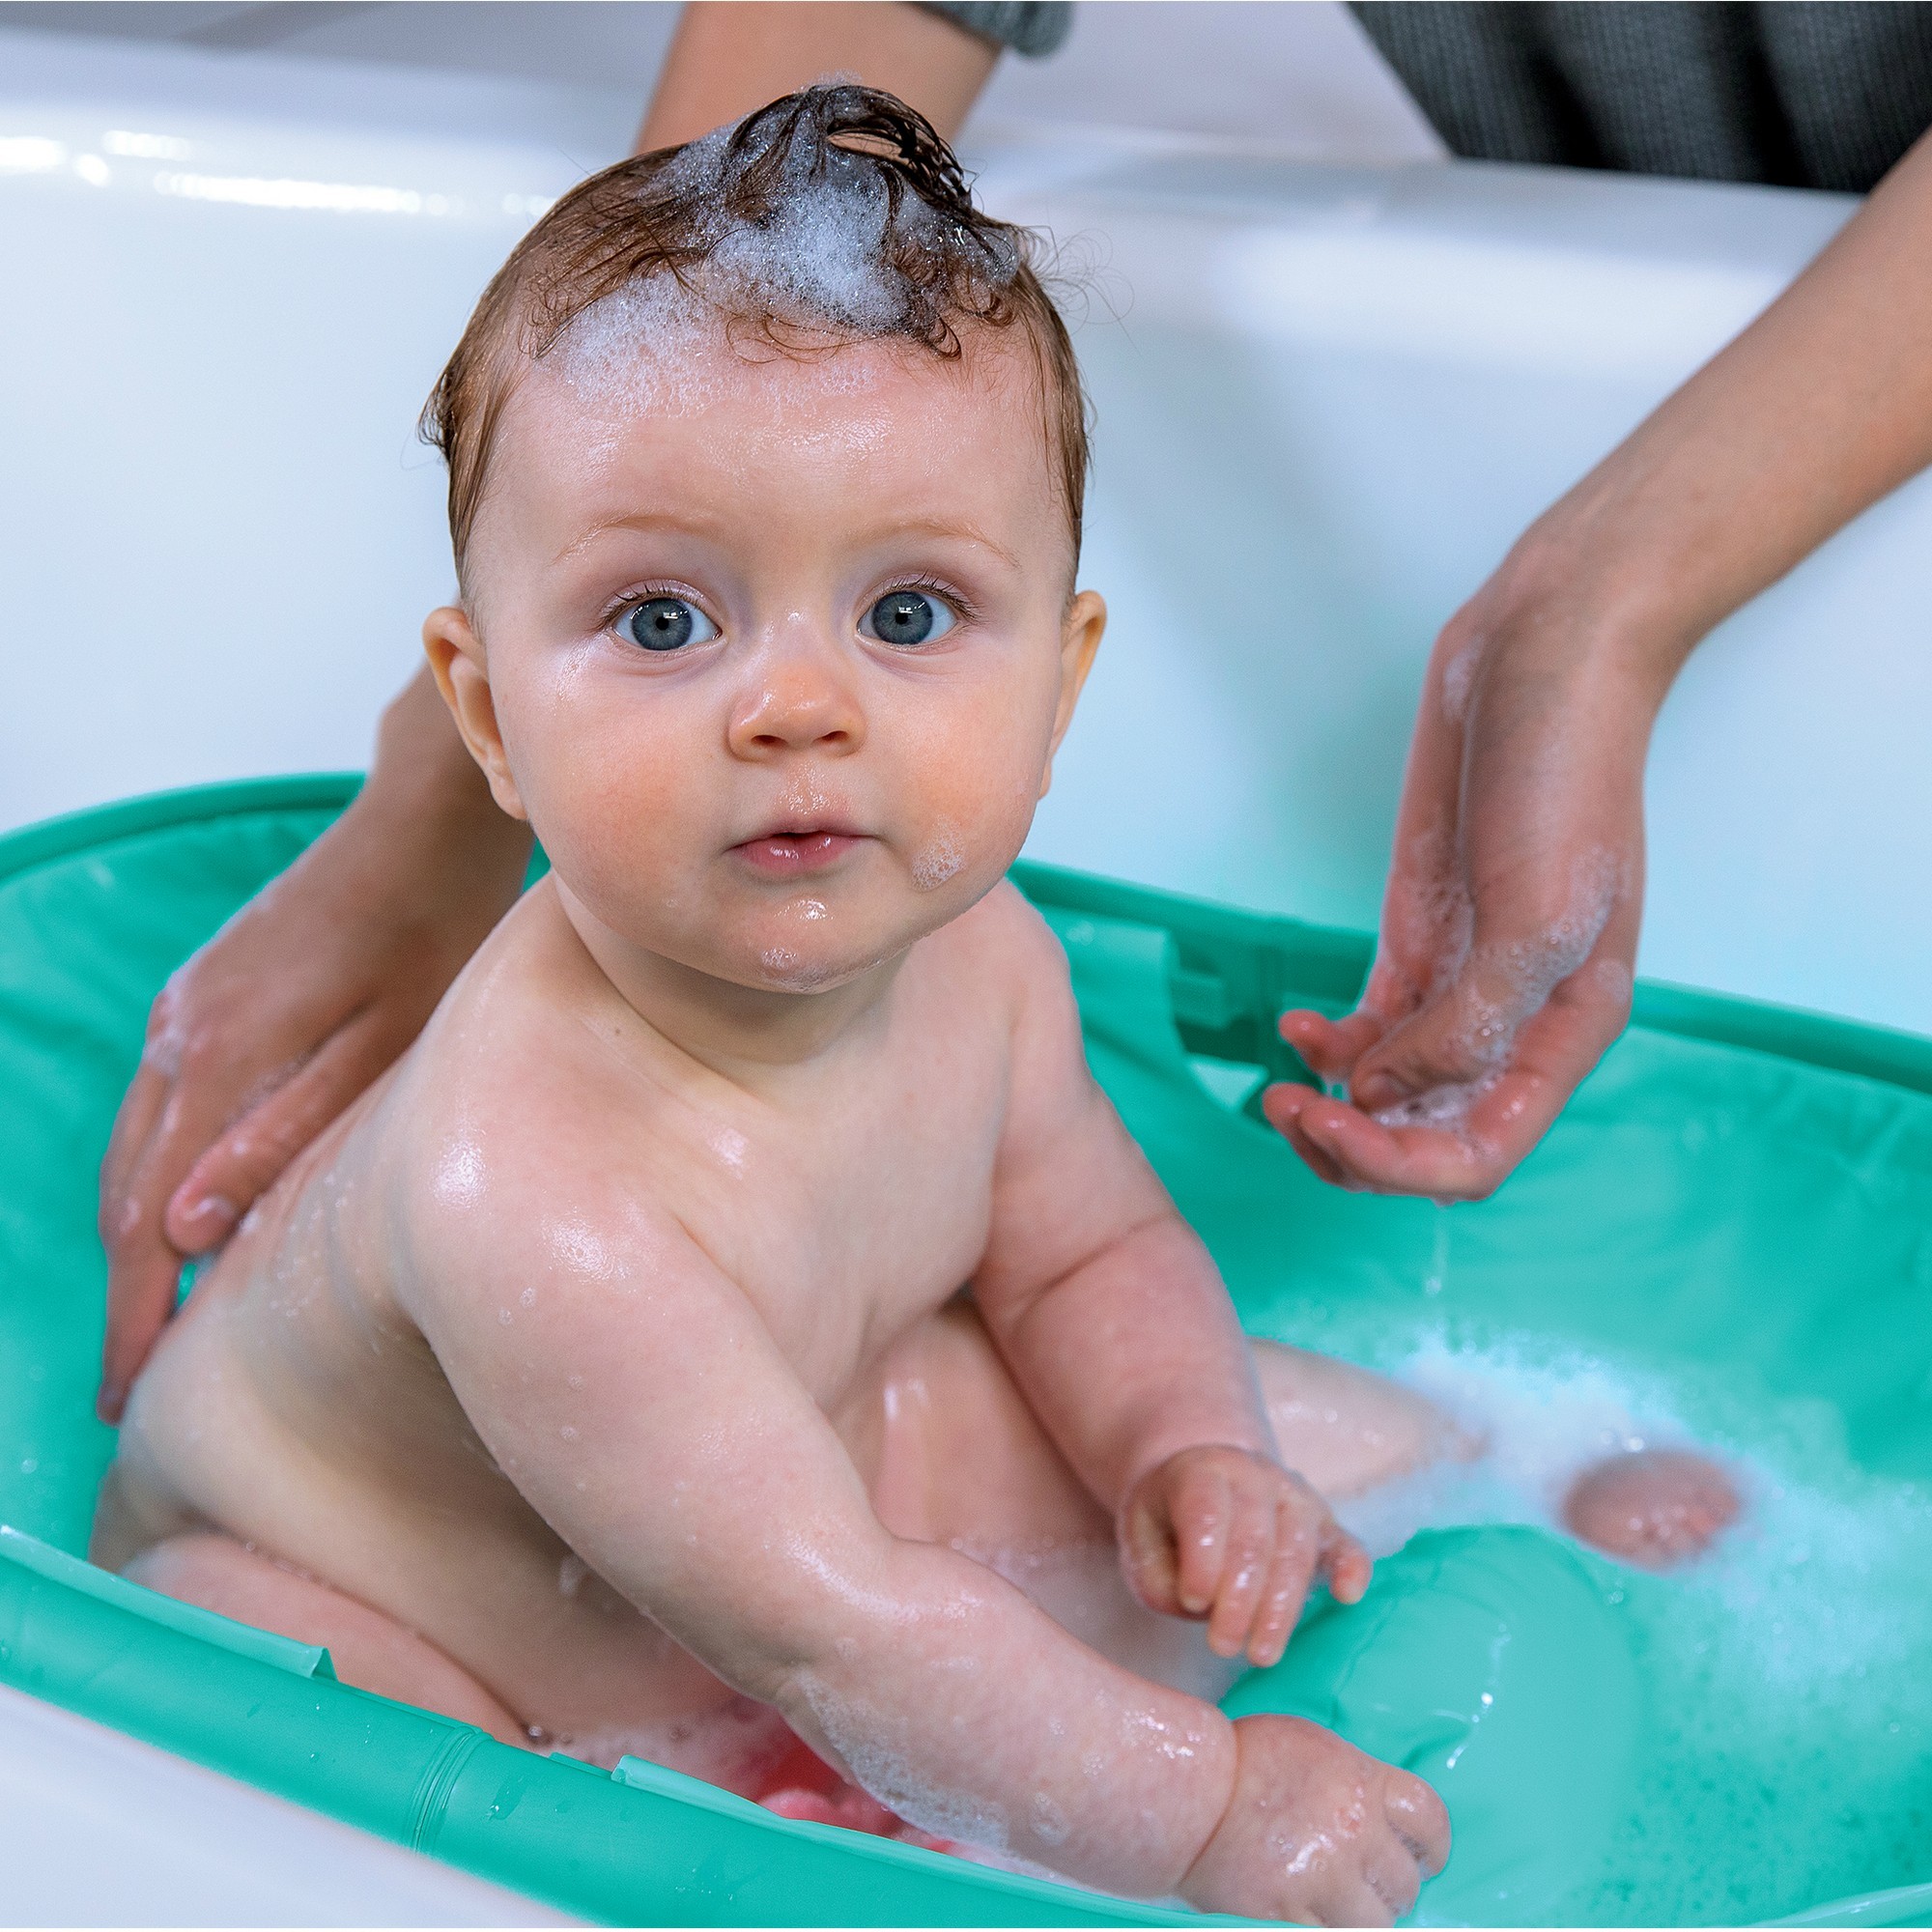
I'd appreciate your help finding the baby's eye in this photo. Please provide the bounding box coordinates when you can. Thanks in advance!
[616,596,718,653]
[863,588,956,648]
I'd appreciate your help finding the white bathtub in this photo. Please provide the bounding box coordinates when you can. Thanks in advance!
[3,17,1931,1918]
[6,28,1929,1037]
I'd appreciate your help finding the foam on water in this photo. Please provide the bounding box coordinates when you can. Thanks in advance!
[1322,1331,1932,1922]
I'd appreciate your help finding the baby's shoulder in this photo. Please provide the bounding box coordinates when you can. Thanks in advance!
[931,879,1084,1054]
[384,895,679,1281]
[941,879,1075,1000]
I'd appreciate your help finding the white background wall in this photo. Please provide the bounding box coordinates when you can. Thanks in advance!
[3,4,1929,1044]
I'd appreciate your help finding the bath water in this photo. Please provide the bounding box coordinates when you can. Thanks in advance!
[1304,1324,1932,1925]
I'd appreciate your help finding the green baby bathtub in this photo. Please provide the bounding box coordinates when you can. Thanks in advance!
[2,775,1929,1926]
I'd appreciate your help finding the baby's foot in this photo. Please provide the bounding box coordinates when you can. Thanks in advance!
[1181,1714,1449,1925]
[1562,1447,1740,1569]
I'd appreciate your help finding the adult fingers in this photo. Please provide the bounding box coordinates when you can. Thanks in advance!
[98,1218,183,1423]
[1256,1086,1355,1191]
[99,1058,169,1245]
[99,1066,253,1414]
[1264,1087,1496,1198]
[162,1004,404,1252]
[1275,1009,1387,1089]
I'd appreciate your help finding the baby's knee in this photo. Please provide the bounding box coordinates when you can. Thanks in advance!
[1251,1342,1472,1501]
[1562,1447,1740,1569]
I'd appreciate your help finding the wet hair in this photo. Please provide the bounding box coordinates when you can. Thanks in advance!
[420,85,1091,588]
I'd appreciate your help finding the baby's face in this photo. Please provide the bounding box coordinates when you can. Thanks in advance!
[430,319,1101,995]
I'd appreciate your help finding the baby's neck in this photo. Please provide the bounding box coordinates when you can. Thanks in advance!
[553,878,906,1087]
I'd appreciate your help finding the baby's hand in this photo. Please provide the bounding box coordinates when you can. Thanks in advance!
[1119,1445,1372,1666]
[1182,1715,1450,1924]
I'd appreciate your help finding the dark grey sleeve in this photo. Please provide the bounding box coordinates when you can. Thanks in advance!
[917,2,1073,57]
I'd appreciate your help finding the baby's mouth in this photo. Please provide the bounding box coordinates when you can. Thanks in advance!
[730,829,868,879]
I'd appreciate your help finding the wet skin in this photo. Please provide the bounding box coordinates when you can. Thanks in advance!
[96,324,1451,1919]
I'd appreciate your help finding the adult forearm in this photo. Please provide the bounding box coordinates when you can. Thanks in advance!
[355,666,535,903]
[636,2,999,153]
[1502,128,1932,692]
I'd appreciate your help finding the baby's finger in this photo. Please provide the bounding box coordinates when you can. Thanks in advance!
[1321,1520,1374,1605]
[1168,1460,1234,1616]
[1386,1769,1451,1879]
[1206,1492,1276,1658]
[1120,1483,1183,1613]
[1315,1875,1402,1929]
[1245,1529,1319,1668]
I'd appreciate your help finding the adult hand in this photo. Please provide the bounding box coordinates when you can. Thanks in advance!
[1268,126,1932,1199]
[1264,554,1655,1201]
[98,668,531,1420]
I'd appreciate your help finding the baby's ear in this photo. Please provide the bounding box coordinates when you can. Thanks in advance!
[1041,589,1106,798]
[422,605,528,821]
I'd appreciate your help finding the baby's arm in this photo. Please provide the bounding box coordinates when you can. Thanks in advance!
[409,1165,1437,1918]
[973,906,1371,1664]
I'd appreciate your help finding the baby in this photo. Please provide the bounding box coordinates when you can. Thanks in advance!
[91,87,1717,1918]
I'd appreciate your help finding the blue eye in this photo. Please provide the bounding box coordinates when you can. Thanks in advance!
[864,588,955,648]
[618,596,717,652]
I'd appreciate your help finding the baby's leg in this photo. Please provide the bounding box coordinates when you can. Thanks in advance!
[125,1532,531,1746]
[855,1300,1235,1695]
[1251,1342,1471,1501]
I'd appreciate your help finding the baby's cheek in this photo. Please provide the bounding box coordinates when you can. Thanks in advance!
[517,710,708,917]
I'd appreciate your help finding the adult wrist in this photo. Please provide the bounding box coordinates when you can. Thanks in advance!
[359,669,531,855]
[1478,514,1701,718]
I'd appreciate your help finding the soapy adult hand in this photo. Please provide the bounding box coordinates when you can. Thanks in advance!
[97,669,531,1421]
[1264,568,1651,1202]
[1181,1714,1450,1925]
[1120,1443,1373,1666]
[1266,126,1932,1202]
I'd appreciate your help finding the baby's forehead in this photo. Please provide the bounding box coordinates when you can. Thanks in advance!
[486,313,1060,529]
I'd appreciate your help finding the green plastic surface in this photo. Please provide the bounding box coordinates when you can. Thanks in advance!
[1226,1526,1641,1925]
[1,777,1929,1925]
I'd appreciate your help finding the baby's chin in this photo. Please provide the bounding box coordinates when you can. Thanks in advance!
[710,890,977,996]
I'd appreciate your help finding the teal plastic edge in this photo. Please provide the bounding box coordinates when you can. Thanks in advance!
[1008,859,1932,1099]
[608,1754,1191,1917]
[0,1527,1191,1923]
[1765,1880,1932,1927]
[4,781,1919,1102]
[0,774,363,886]
[0,1524,334,1679]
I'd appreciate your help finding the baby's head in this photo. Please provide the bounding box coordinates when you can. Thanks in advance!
[420,86,1103,997]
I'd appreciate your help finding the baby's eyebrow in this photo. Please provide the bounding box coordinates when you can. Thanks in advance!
[551,510,724,567]
[868,516,1023,572]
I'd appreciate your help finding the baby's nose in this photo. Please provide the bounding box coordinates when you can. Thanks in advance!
[728,636,867,757]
